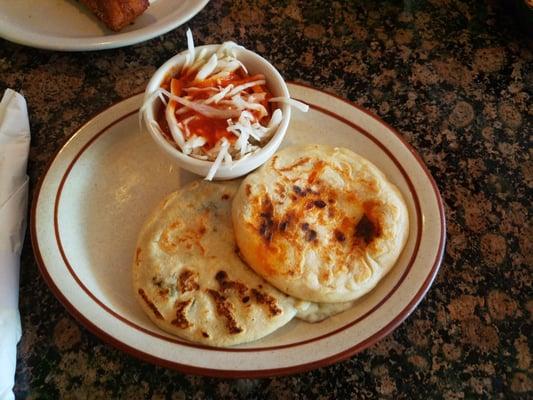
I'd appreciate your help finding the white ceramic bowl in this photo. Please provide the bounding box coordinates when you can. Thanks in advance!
[143,44,291,180]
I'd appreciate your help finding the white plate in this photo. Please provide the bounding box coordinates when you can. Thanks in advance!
[0,0,209,51]
[31,83,445,377]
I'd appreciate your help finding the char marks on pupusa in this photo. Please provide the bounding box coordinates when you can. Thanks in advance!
[232,144,409,303]
[132,180,298,347]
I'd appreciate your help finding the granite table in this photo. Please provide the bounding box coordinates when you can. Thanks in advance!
[1,0,531,398]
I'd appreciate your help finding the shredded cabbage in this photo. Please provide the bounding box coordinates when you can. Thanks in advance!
[141,30,309,180]
[205,138,229,181]
[268,97,309,112]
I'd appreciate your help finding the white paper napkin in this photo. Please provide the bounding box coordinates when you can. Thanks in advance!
[0,89,30,400]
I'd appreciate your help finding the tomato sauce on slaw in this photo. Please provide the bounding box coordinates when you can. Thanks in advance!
[157,67,275,150]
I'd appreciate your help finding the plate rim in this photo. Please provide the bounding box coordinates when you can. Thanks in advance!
[30,82,446,377]
[0,0,210,51]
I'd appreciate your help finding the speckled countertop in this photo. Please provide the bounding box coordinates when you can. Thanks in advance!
[1,0,531,398]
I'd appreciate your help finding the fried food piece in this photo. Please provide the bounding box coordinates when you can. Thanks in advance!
[79,0,149,31]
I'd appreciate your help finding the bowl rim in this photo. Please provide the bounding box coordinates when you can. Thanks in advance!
[142,44,291,173]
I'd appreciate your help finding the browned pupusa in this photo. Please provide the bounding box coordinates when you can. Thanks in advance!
[132,180,298,347]
[232,144,410,303]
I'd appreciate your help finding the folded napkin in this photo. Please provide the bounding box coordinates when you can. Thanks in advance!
[0,89,30,400]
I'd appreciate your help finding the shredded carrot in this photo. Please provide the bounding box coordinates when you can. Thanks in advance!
[170,78,182,97]
[228,74,266,87]
[252,85,268,94]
